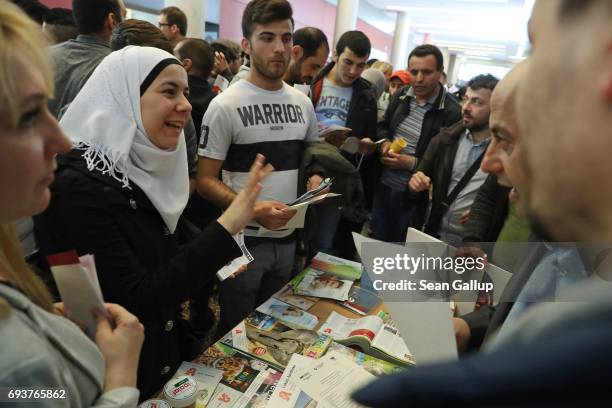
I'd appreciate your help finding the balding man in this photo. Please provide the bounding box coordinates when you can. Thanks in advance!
[352,1,612,405]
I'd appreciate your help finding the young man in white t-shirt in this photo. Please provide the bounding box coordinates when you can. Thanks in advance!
[196,0,323,332]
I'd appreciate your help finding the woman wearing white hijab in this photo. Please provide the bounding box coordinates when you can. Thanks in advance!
[34,46,273,398]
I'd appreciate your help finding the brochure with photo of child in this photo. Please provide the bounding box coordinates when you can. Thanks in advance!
[293,268,353,301]
[256,298,319,330]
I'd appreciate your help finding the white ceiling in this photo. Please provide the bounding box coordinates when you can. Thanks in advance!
[359,0,534,63]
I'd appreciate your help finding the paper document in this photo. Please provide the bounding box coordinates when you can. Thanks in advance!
[385,301,458,365]
[259,193,340,235]
[340,137,360,154]
[212,74,229,93]
[256,298,319,330]
[217,230,254,281]
[295,353,374,408]
[267,354,316,408]
[289,177,334,206]
[174,362,223,406]
[47,251,107,339]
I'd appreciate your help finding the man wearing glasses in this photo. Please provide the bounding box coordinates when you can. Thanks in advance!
[158,6,186,48]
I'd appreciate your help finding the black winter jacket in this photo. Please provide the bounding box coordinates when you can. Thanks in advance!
[310,62,378,142]
[378,83,462,160]
[310,62,380,208]
[414,120,467,235]
[34,150,241,399]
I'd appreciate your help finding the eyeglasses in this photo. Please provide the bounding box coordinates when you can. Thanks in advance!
[158,22,171,28]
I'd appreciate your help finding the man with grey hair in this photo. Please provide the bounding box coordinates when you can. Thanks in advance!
[352,1,612,405]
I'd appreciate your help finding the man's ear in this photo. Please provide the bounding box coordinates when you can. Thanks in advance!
[291,45,304,61]
[182,58,193,73]
[241,37,251,56]
[332,49,338,63]
[105,12,119,31]
[171,24,179,35]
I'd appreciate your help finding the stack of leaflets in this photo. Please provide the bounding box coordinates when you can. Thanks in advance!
[288,178,333,206]
[173,362,224,407]
[318,311,415,367]
[256,298,319,330]
[195,343,282,408]
[291,252,363,301]
[221,311,332,370]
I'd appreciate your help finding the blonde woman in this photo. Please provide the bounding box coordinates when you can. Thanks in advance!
[0,2,144,406]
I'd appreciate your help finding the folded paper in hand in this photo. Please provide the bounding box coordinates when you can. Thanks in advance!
[217,230,254,281]
[258,192,340,235]
[46,250,108,339]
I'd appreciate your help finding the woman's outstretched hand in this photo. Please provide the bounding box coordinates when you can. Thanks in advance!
[218,154,274,235]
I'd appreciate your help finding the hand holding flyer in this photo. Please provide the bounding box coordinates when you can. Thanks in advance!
[46,250,108,339]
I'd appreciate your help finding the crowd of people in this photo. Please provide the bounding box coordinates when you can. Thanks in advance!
[1,0,611,405]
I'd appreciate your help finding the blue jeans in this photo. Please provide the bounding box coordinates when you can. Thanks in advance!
[310,200,343,257]
[371,183,412,243]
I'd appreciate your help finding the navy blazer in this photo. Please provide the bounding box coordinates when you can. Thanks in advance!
[353,323,612,407]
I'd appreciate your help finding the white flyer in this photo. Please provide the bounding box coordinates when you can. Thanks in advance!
[48,252,107,340]
[175,361,223,406]
[258,193,340,235]
[256,298,319,330]
[230,321,249,351]
[268,354,315,408]
[294,354,374,408]
[217,230,254,281]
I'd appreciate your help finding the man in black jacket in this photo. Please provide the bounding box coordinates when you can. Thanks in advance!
[372,44,461,243]
[408,74,498,245]
[308,30,378,257]
[174,38,216,141]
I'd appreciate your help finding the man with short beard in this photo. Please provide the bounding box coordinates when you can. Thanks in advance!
[283,27,329,86]
[409,74,498,244]
[196,0,323,333]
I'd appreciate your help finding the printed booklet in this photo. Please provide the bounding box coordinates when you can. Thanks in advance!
[195,342,281,408]
[318,311,416,367]
[256,298,319,330]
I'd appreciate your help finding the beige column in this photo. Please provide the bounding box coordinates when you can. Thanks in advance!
[390,11,411,69]
[333,0,359,48]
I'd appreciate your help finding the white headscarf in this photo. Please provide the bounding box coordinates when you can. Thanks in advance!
[60,46,189,233]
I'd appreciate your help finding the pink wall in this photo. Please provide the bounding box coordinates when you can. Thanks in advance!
[220,0,392,61]
[356,19,392,58]
[40,0,72,9]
